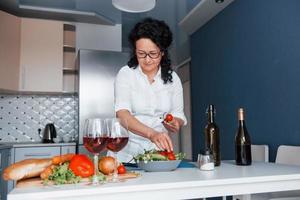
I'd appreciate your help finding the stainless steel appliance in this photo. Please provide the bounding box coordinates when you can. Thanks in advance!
[78,49,129,145]
[39,123,57,143]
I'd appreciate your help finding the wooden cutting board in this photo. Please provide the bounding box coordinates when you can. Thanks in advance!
[16,172,140,188]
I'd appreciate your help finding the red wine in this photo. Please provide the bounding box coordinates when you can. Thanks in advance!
[83,136,109,154]
[235,108,252,165]
[107,137,129,152]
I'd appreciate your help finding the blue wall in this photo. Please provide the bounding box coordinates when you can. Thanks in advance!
[190,0,300,162]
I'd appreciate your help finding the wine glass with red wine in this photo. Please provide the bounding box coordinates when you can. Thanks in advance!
[83,118,108,185]
[106,118,129,182]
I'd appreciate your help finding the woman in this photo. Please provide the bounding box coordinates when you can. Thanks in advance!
[112,18,187,162]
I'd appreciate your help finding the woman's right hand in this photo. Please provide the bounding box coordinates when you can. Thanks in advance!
[116,110,174,152]
[149,131,173,152]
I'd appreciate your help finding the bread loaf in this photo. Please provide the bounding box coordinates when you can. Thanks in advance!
[3,159,52,181]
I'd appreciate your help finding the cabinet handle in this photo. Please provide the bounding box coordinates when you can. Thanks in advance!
[24,153,52,157]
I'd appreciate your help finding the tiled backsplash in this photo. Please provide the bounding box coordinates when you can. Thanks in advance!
[0,94,78,143]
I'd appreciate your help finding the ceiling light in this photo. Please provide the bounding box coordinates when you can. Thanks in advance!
[112,0,156,13]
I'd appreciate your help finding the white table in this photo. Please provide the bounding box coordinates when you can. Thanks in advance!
[7,161,300,200]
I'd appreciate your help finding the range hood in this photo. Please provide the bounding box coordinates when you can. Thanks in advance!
[18,5,115,25]
[0,0,116,25]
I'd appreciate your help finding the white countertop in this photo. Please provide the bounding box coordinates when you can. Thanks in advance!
[7,161,300,200]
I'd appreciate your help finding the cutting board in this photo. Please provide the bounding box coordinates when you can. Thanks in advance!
[16,172,140,188]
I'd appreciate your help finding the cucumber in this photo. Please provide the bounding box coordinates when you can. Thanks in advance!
[150,153,167,161]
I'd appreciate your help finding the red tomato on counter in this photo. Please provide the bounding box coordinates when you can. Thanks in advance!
[69,154,94,178]
[117,164,126,174]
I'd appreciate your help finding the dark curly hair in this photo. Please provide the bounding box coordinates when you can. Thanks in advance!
[127,18,173,84]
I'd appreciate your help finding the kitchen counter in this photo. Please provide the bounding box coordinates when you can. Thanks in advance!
[7,161,300,200]
[0,144,13,150]
[1,142,76,148]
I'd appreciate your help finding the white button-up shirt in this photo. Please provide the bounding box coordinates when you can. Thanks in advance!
[109,65,187,162]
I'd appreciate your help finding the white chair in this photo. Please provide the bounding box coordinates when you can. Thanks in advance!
[252,144,269,162]
[232,144,269,200]
[250,145,300,200]
[275,145,300,166]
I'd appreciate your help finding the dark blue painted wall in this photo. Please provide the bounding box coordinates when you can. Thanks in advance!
[190,0,300,162]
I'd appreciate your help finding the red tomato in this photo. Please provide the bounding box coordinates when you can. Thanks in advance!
[117,165,126,174]
[167,152,176,160]
[69,154,94,178]
[164,114,173,122]
[158,150,168,157]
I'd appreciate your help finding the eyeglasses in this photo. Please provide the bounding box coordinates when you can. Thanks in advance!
[136,50,162,59]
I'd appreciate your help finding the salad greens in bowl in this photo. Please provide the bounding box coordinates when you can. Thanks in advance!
[133,149,185,172]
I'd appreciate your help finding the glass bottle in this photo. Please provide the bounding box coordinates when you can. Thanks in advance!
[235,108,252,165]
[204,104,220,166]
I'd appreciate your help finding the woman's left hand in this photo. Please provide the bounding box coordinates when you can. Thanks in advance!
[162,117,182,134]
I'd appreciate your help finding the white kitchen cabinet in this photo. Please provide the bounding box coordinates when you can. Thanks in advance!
[0,11,65,93]
[14,146,60,162]
[13,144,76,162]
[19,18,63,92]
[0,10,21,91]
[61,145,76,154]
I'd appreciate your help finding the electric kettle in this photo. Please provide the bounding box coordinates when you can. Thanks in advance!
[40,123,57,143]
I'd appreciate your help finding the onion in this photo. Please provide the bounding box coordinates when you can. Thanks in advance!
[98,156,116,175]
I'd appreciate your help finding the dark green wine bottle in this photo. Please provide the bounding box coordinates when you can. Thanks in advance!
[235,108,252,165]
[204,105,220,166]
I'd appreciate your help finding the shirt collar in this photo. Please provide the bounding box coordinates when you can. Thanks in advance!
[137,65,161,81]
[154,67,161,81]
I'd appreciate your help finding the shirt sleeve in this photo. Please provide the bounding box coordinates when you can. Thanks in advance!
[170,72,187,126]
[114,66,132,113]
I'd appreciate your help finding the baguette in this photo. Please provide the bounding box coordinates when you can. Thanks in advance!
[52,153,75,165]
[40,164,56,180]
[3,159,52,181]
